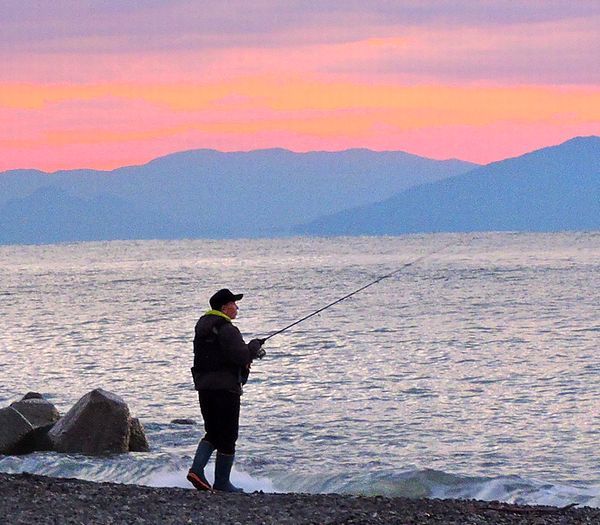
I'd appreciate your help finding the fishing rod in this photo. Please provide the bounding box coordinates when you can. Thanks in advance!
[262,240,456,342]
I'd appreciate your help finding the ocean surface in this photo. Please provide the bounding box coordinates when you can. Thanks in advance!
[1,232,598,507]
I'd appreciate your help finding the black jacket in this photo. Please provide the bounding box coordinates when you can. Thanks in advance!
[192,312,252,394]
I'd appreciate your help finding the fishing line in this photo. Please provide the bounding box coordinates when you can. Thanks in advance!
[262,239,457,341]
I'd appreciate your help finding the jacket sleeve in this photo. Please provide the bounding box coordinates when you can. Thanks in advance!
[217,323,251,367]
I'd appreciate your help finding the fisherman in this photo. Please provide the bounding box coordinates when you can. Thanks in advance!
[187,288,265,493]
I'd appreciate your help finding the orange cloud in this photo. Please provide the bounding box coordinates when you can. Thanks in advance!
[1,77,599,170]
[1,3,599,172]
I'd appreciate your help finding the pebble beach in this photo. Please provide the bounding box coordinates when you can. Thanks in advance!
[1,473,598,525]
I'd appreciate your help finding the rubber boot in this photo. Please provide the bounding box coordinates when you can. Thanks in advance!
[213,452,243,493]
[187,439,214,491]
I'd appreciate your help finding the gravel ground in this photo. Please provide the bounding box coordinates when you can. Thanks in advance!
[0,473,598,524]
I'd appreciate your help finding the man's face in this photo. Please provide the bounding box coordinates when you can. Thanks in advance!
[221,301,238,319]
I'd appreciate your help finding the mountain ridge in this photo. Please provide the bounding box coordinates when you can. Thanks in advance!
[0,147,476,244]
[296,136,600,236]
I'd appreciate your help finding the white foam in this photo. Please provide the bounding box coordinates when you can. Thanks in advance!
[2,453,597,508]
[396,471,600,509]
[143,467,277,493]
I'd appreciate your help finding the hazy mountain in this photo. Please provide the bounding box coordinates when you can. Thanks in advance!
[0,187,183,245]
[0,149,475,244]
[296,136,600,235]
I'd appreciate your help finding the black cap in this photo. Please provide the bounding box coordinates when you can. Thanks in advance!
[209,288,243,310]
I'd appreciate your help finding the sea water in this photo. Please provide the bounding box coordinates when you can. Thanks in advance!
[0,232,598,507]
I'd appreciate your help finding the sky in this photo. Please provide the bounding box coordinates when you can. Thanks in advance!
[1,0,599,171]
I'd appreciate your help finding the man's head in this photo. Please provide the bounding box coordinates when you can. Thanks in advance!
[210,288,243,319]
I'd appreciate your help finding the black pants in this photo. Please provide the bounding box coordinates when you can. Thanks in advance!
[198,390,240,455]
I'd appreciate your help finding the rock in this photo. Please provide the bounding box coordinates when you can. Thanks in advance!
[11,423,56,455]
[10,398,60,428]
[0,407,34,454]
[22,392,44,400]
[170,418,196,425]
[4,397,60,454]
[48,388,131,455]
[129,418,149,452]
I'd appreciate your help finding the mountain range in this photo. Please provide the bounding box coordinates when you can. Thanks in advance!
[0,136,598,245]
[296,136,599,236]
[0,149,474,244]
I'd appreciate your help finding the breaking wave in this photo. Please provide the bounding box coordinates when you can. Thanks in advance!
[1,453,597,508]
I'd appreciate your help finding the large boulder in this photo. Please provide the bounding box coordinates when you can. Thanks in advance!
[0,407,33,455]
[10,398,60,428]
[129,418,149,452]
[48,389,131,455]
[6,396,61,454]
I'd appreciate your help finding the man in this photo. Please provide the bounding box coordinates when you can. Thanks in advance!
[187,288,265,493]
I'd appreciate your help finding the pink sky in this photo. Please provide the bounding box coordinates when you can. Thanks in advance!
[1,1,599,171]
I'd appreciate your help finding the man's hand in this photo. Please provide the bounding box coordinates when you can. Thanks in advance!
[248,338,266,360]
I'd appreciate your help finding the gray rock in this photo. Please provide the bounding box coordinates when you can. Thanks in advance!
[22,392,44,400]
[10,398,60,428]
[0,407,34,454]
[48,389,131,455]
[129,418,149,452]
[170,418,196,425]
[11,423,56,455]
[4,397,60,454]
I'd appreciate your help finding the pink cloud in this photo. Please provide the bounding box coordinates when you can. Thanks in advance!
[0,2,598,170]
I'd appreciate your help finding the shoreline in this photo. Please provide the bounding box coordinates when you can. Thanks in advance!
[1,472,597,524]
